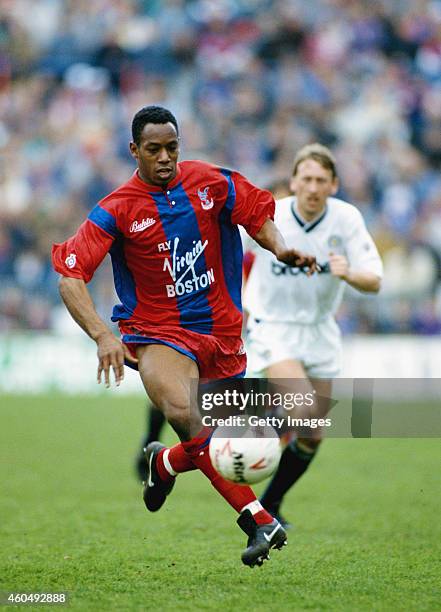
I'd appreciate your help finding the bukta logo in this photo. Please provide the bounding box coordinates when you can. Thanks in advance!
[65,253,76,269]
[130,218,156,233]
[197,186,214,210]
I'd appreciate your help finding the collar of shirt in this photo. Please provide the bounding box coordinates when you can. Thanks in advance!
[291,197,328,233]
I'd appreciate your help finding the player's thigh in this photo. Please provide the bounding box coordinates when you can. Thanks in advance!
[266,359,317,422]
[265,358,307,379]
[266,359,312,409]
[137,344,199,412]
[309,378,333,417]
[295,378,333,447]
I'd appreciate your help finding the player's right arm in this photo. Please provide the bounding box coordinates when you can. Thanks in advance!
[52,209,137,387]
[58,277,135,387]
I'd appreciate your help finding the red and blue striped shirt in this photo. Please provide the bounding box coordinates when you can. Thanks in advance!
[52,160,274,337]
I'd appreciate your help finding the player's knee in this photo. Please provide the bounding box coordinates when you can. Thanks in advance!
[297,437,322,452]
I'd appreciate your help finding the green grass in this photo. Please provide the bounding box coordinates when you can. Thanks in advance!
[1,394,440,611]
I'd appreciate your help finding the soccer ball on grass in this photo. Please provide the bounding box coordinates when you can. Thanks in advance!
[209,425,281,485]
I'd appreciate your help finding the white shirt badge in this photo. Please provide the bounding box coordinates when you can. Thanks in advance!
[65,253,76,269]
[198,187,214,210]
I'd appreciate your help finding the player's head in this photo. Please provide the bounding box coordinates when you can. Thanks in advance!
[130,106,180,187]
[290,143,339,220]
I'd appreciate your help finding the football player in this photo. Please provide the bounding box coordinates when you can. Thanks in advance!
[242,143,383,526]
[134,178,292,483]
[52,106,318,566]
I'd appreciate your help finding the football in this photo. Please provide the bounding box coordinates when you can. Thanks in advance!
[209,425,282,485]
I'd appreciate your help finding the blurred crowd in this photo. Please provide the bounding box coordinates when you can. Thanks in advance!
[1,0,441,334]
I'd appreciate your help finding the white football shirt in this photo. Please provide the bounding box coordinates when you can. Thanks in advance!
[243,196,383,324]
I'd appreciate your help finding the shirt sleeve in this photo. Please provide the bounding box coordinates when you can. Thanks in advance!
[223,169,275,237]
[52,206,118,282]
[344,209,383,278]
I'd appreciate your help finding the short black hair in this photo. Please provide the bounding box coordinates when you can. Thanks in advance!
[131,105,179,145]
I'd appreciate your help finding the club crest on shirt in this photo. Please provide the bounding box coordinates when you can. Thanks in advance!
[65,253,76,269]
[197,186,214,210]
[328,235,343,249]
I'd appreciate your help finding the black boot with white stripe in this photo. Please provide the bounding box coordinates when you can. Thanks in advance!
[237,509,287,567]
[142,442,175,512]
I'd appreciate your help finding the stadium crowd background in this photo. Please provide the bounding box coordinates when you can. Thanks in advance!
[1,0,441,336]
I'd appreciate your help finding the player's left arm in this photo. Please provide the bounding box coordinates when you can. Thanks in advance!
[331,208,383,293]
[328,254,381,292]
[254,218,317,274]
[227,170,317,274]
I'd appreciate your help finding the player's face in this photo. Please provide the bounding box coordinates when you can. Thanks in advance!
[130,122,180,187]
[290,159,338,221]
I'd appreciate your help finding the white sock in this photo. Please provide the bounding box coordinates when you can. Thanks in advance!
[240,500,264,515]
[162,449,177,477]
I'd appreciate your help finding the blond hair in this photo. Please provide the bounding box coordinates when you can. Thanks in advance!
[292,143,337,178]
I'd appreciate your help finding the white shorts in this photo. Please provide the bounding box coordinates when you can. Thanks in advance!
[246,318,342,378]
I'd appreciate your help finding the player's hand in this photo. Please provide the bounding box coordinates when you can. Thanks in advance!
[276,248,318,276]
[96,332,138,388]
[329,252,350,280]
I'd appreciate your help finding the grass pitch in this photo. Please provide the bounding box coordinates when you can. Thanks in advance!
[1,394,440,611]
